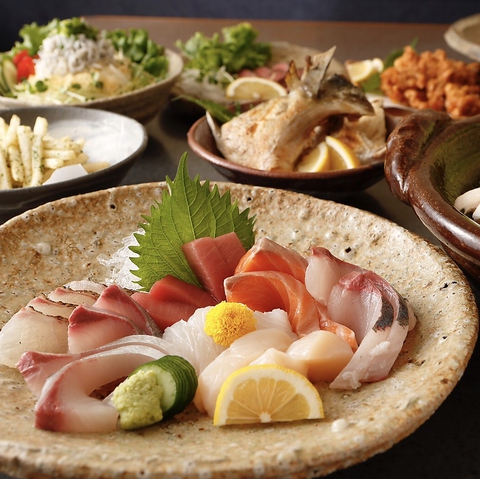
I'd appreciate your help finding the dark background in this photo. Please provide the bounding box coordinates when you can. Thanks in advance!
[2,0,479,51]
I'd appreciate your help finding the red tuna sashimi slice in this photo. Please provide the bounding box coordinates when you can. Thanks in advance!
[328,271,413,389]
[224,271,320,336]
[305,246,363,304]
[0,307,68,368]
[131,275,217,330]
[18,335,168,397]
[93,284,161,336]
[235,237,308,283]
[149,274,217,306]
[67,304,142,354]
[34,343,164,432]
[182,232,247,302]
[132,292,209,330]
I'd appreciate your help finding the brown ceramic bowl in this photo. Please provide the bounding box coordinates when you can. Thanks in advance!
[385,109,480,284]
[187,115,386,200]
[0,49,183,125]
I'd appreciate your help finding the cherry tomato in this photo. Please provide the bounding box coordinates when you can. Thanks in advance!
[13,51,36,82]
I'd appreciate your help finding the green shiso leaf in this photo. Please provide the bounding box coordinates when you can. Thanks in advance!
[360,37,419,95]
[129,153,256,291]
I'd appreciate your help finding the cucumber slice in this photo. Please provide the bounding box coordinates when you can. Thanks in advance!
[2,58,17,92]
[0,57,17,96]
[133,355,198,418]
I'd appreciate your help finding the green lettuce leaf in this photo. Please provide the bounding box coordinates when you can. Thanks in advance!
[129,153,256,291]
[176,22,271,81]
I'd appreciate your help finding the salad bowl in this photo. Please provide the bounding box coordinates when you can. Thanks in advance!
[0,49,183,125]
[0,106,147,223]
[385,108,480,286]
[0,181,477,478]
[187,115,386,200]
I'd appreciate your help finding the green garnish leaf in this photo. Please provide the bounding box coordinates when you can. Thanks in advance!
[360,37,419,94]
[176,22,271,82]
[129,153,256,291]
[174,95,238,124]
[106,27,168,78]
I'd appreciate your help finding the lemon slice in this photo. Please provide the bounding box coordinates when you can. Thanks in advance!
[296,142,330,173]
[225,77,288,101]
[325,136,361,170]
[213,364,324,426]
[346,58,383,84]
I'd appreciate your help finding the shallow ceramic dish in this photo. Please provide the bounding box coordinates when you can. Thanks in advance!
[444,13,480,61]
[0,106,147,223]
[0,49,183,125]
[385,109,480,285]
[187,115,386,199]
[0,182,477,478]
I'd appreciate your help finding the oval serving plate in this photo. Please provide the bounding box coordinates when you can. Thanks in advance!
[0,183,477,478]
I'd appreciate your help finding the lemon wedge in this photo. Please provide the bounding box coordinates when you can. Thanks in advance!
[325,136,361,170]
[346,58,384,84]
[225,77,288,101]
[213,364,324,426]
[296,142,330,172]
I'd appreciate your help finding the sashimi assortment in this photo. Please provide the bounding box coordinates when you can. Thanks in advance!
[0,232,416,433]
[0,158,416,433]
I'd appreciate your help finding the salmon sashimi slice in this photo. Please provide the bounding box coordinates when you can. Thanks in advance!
[182,232,247,302]
[224,271,320,336]
[235,237,308,283]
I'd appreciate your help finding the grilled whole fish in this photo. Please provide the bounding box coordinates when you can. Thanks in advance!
[208,47,375,172]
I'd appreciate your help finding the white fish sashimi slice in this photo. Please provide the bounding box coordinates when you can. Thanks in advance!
[18,335,169,397]
[327,271,387,343]
[47,287,99,306]
[194,328,295,417]
[67,304,143,354]
[34,344,165,433]
[64,280,107,295]
[329,271,413,389]
[92,284,161,336]
[253,308,298,339]
[161,306,226,375]
[27,295,76,318]
[0,307,68,368]
[305,246,363,304]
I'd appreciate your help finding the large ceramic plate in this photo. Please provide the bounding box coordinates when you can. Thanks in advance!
[0,183,477,478]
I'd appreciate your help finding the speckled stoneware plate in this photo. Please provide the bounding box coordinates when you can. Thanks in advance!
[0,183,478,479]
[444,13,480,61]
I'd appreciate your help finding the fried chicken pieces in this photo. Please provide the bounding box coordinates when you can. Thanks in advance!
[381,46,480,118]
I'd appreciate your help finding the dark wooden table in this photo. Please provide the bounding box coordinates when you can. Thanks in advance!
[1,16,479,479]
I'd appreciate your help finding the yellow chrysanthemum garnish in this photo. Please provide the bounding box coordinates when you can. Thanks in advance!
[205,301,257,347]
